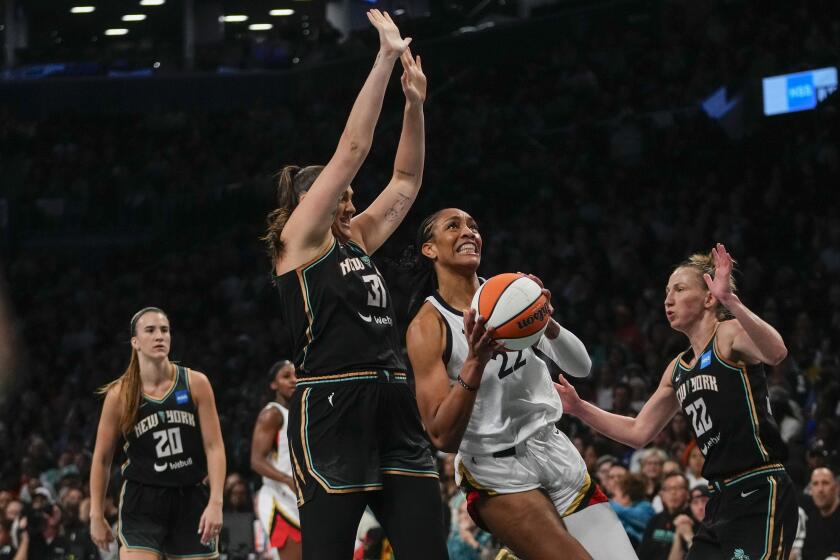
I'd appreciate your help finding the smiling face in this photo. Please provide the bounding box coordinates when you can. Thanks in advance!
[131,311,170,361]
[664,266,715,333]
[421,208,482,273]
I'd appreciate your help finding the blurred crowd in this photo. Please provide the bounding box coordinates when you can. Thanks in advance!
[2,0,840,558]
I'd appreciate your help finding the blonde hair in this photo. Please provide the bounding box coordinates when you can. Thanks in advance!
[97,307,167,435]
[676,250,737,320]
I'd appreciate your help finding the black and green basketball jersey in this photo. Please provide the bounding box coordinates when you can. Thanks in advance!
[274,237,406,379]
[121,366,207,486]
[671,325,786,480]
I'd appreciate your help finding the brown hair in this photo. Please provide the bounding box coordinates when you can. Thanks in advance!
[261,165,324,266]
[676,250,738,320]
[617,473,648,503]
[97,307,168,435]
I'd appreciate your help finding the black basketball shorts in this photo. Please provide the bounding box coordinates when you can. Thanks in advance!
[688,465,797,560]
[118,479,219,559]
[288,371,439,505]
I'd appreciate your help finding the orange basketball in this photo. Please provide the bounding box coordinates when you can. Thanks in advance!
[470,273,551,350]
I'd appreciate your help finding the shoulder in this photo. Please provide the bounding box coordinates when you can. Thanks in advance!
[257,404,284,426]
[407,303,444,345]
[185,369,214,398]
[715,319,742,341]
[659,356,680,387]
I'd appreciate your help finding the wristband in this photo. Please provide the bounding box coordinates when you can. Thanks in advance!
[457,375,477,392]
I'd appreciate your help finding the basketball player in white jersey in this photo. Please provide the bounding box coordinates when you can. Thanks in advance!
[405,208,638,560]
[251,361,301,560]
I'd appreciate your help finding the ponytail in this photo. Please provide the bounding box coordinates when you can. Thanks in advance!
[404,210,444,321]
[261,164,325,267]
[97,346,144,436]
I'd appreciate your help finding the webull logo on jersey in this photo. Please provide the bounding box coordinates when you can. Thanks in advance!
[175,390,189,404]
[134,409,197,438]
[153,457,194,473]
[516,301,551,330]
[339,257,370,276]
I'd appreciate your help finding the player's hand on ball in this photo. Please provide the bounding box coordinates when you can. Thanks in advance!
[464,308,505,365]
[520,272,559,338]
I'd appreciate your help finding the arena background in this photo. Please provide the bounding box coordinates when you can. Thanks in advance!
[1,0,839,558]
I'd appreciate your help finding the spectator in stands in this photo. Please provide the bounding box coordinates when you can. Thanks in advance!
[610,472,655,548]
[447,500,493,560]
[639,472,690,560]
[800,466,840,560]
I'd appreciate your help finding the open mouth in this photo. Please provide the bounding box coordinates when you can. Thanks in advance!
[456,242,479,255]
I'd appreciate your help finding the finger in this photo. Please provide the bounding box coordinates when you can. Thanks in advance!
[404,37,413,48]
[415,54,422,69]
[106,527,115,542]
[383,11,395,24]
[198,513,206,535]
[557,374,570,387]
[463,309,474,335]
[703,272,713,290]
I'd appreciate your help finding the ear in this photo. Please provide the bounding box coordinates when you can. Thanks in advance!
[130,336,139,350]
[703,290,717,311]
[421,241,437,261]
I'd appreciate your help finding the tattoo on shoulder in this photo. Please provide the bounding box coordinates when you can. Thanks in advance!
[385,193,411,222]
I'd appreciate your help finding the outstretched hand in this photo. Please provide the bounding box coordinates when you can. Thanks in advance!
[367,10,411,58]
[400,49,426,105]
[703,243,735,307]
[554,374,583,415]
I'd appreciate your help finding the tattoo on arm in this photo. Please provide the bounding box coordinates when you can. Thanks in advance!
[395,169,416,178]
[372,52,381,69]
[385,193,411,222]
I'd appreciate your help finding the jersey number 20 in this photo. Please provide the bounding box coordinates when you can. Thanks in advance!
[153,428,183,458]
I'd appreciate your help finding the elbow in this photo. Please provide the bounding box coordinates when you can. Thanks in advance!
[430,432,459,454]
[340,132,372,161]
[768,345,788,366]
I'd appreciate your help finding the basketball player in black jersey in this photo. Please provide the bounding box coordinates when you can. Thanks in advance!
[556,244,797,559]
[260,10,445,560]
[90,308,226,559]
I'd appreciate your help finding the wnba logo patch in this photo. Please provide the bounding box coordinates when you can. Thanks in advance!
[175,390,189,404]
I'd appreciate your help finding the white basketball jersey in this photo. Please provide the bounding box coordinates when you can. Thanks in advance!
[262,402,293,493]
[425,293,566,456]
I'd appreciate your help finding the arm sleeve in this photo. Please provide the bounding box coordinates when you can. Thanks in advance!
[534,325,592,378]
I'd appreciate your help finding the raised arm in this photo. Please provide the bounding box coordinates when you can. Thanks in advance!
[353,50,427,254]
[407,305,503,453]
[250,407,295,489]
[89,387,121,552]
[555,358,681,449]
[191,371,226,546]
[282,10,411,253]
[704,243,788,365]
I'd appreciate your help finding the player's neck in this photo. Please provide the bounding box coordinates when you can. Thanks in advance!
[138,357,174,386]
[274,393,288,407]
[437,270,480,311]
[684,315,719,358]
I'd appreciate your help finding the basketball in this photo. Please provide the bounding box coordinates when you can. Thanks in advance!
[470,273,551,351]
